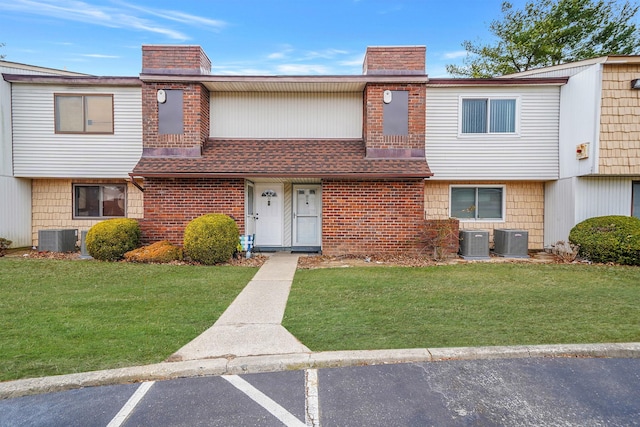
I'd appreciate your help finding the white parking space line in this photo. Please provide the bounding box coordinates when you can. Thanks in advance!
[305,369,320,427]
[106,381,155,427]
[222,375,306,427]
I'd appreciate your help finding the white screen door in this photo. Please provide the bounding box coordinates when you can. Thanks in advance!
[293,185,321,247]
[245,181,256,236]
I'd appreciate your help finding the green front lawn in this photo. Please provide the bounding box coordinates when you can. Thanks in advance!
[283,263,640,351]
[0,259,257,381]
[3,259,639,383]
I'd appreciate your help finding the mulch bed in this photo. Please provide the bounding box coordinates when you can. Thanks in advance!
[5,249,564,268]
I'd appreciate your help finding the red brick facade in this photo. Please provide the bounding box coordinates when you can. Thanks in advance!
[141,82,210,151]
[364,83,426,153]
[139,178,245,245]
[135,44,431,256]
[321,179,425,255]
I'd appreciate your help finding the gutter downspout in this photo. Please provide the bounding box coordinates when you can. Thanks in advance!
[128,174,144,192]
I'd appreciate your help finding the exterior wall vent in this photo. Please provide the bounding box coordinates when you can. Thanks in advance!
[494,229,529,258]
[458,230,490,259]
[38,229,77,252]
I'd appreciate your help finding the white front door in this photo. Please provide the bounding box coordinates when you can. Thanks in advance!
[293,185,321,247]
[255,183,284,247]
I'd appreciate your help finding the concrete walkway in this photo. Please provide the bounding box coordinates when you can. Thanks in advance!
[168,252,310,362]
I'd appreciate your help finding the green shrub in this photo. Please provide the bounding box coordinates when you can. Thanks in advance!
[124,240,183,263]
[569,215,640,265]
[183,214,239,265]
[86,219,140,261]
[0,238,12,257]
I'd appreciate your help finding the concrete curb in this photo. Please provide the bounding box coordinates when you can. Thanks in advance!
[2,342,640,400]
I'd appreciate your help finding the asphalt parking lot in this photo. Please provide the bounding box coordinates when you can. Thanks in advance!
[2,357,639,426]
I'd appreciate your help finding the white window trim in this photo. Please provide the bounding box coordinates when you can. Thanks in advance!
[54,93,115,134]
[72,183,127,220]
[449,184,506,222]
[458,95,521,137]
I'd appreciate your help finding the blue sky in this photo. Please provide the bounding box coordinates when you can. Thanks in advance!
[1,0,531,77]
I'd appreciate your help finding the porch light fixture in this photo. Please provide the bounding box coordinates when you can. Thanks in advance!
[261,190,277,206]
[631,79,640,89]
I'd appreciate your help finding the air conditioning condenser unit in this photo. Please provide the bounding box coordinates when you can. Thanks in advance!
[494,229,529,258]
[38,229,77,252]
[458,230,490,259]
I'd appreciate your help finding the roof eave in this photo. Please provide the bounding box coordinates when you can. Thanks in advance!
[427,77,568,86]
[2,74,142,86]
[139,73,429,92]
[130,171,433,179]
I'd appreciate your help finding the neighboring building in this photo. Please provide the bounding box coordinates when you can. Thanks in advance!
[2,46,638,253]
[505,57,640,247]
[2,70,144,247]
[0,60,88,247]
[424,76,566,249]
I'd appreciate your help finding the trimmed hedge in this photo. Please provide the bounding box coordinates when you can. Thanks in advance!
[124,240,183,263]
[183,214,239,265]
[569,215,640,266]
[86,219,140,261]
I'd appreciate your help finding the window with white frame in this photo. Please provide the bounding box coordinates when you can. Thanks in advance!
[74,184,126,218]
[55,94,114,134]
[450,186,504,220]
[461,97,517,134]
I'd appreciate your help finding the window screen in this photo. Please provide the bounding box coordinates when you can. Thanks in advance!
[461,97,516,134]
[55,95,113,133]
[451,187,504,220]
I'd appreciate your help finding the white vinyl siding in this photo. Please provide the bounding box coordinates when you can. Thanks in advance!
[544,178,577,247]
[210,92,362,138]
[426,86,560,180]
[11,84,142,178]
[0,177,31,247]
[557,65,602,178]
[544,176,637,246]
[575,177,634,223]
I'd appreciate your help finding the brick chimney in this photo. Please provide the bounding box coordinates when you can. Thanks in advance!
[142,45,211,75]
[363,46,425,75]
[141,45,211,157]
[363,46,426,158]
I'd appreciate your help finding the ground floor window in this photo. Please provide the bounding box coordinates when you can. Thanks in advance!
[73,184,126,218]
[633,181,640,218]
[450,186,504,220]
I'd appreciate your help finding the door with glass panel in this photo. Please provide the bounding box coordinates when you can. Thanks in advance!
[293,185,321,248]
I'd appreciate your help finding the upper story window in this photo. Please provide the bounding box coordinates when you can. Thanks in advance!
[450,185,505,221]
[461,97,517,134]
[55,94,114,134]
[74,184,125,218]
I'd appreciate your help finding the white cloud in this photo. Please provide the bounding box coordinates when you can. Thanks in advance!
[210,64,273,75]
[267,45,294,60]
[0,0,230,41]
[442,50,468,60]
[303,48,348,60]
[277,64,331,75]
[114,1,227,30]
[81,53,121,58]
